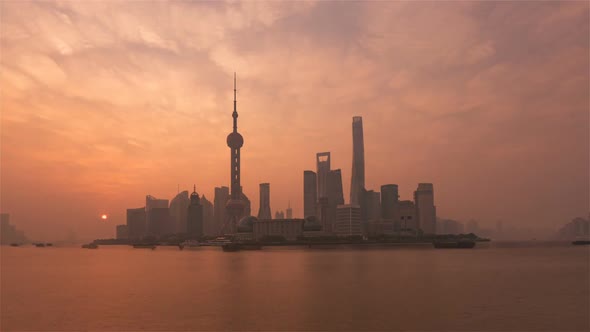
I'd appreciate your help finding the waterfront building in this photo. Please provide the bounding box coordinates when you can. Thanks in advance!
[326,169,344,233]
[334,204,362,236]
[257,183,272,220]
[223,74,248,234]
[201,195,215,237]
[237,216,324,241]
[274,211,285,219]
[187,186,204,237]
[399,200,417,231]
[381,184,399,220]
[366,219,396,236]
[316,152,331,199]
[116,224,128,240]
[126,207,146,240]
[317,197,331,232]
[146,195,169,236]
[350,116,365,206]
[214,186,230,235]
[414,183,436,235]
[147,207,171,237]
[170,191,189,234]
[303,170,317,218]
[557,217,590,239]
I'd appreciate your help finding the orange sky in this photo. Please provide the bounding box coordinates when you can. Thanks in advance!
[1,1,588,241]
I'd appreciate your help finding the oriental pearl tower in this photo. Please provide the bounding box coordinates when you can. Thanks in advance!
[223,73,246,234]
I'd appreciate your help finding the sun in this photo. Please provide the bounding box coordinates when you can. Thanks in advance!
[101,214,108,220]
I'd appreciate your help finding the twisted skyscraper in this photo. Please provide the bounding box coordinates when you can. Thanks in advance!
[350,116,365,206]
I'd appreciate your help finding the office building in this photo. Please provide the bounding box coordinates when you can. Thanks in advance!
[414,183,436,235]
[237,216,324,241]
[275,211,285,219]
[399,200,417,231]
[187,187,204,237]
[201,195,215,236]
[126,207,146,240]
[381,184,399,220]
[0,213,27,244]
[257,183,272,219]
[214,186,230,234]
[116,224,128,240]
[350,116,365,205]
[334,204,362,236]
[303,170,317,218]
[170,190,189,234]
[146,195,169,237]
[316,152,331,199]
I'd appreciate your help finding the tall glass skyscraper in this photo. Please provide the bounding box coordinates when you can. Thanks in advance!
[350,116,365,205]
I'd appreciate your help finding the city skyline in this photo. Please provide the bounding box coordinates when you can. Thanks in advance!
[1,1,588,241]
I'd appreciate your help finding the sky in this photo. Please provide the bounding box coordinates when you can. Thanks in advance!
[1,1,588,241]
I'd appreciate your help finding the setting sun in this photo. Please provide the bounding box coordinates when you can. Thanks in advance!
[101,214,108,220]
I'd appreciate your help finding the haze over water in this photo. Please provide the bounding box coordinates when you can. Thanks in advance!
[2,243,588,331]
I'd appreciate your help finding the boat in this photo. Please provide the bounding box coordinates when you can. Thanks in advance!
[572,240,590,245]
[10,243,20,247]
[433,239,476,249]
[35,243,46,247]
[203,236,233,246]
[222,243,241,252]
[45,243,53,247]
[81,243,98,249]
[132,244,157,249]
[179,240,201,250]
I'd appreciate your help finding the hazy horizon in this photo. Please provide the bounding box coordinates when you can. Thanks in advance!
[1,1,589,241]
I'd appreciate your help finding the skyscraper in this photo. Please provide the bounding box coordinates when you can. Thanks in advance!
[334,204,362,236]
[187,186,204,237]
[214,186,229,235]
[126,207,146,240]
[350,116,365,206]
[201,195,215,236]
[381,184,399,220]
[146,195,169,237]
[316,152,331,199]
[414,183,436,235]
[257,183,272,219]
[224,73,247,234]
[286,201,293,219]
[170,190,189,233]
[303,170,317,218]
[326,169,345,233]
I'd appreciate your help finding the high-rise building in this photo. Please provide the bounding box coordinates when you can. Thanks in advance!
[317,197,330,232]
[316,152,331,199]
[116,224,128,240]
[381,184,399,220]
[303,170,317,218]
[0,213,27,244]
[147,207,171,237]
[126,207,146,240]
[350,116,365,206]
[214,186,230,234]
[399,200,417,231]
[414,183,436,235]
[257,183,272,220]
[201,195,215,236]
[274,211,285,219]
[170,191,189,234]
[366,190,381,221]
[187,187,204,237]
[326,169,344,233]
[334,204,362,236]
[146,195,169,237]
[286,201,293,219]
[224,73,247,234]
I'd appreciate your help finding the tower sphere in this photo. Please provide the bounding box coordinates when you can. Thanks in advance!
[227,132,244,148]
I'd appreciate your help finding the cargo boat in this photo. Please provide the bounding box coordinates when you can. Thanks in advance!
[222,243,241,252]
[433,239,476,249]
[572,240,590,245]
[82,243,98,249]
